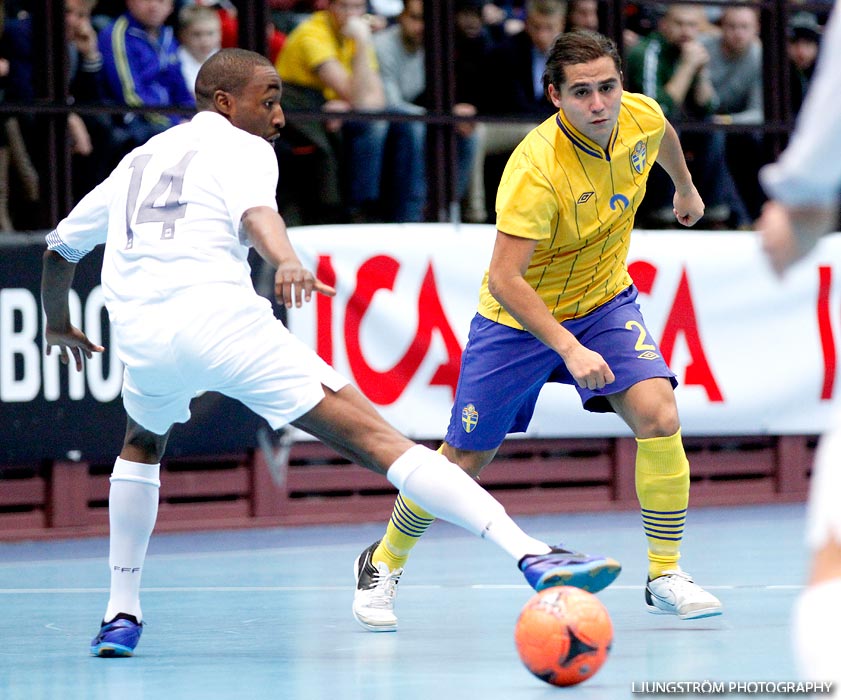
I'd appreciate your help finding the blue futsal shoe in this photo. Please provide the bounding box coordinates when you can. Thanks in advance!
[519,545,621,593]
[90,613,143,657]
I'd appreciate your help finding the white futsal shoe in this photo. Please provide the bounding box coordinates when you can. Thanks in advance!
[352,540,402,632]
[645,570,723,620]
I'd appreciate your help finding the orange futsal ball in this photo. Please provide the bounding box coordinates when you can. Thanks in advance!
[514,586,613,687]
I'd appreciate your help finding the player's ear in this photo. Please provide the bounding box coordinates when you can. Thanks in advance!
[547,83,562,109]
[213,89,234,116]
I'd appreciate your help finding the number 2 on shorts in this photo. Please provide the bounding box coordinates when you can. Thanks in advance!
[625,320,656,352]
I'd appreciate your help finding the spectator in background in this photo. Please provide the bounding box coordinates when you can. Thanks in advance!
[373,0,477,221]
[702,4,765,221]
[566,0,641,51]
[1,6,43,229]
[177,4,222,96]
[275,0,387,225]
[466,0,564,224]
[626,3,741,227]
[787,12,822,117]
[454,0,499,221]
[566,0,598,31]
[66,0,116,200]
[0,0,113,227]
[99,0,195,158]
[192,0,239,48]
[454,0,499,112]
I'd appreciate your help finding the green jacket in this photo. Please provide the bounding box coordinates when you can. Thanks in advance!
[625,32,716,121]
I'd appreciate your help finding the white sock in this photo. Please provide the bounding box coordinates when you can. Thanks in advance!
[792,579,841,684]
[387,445,550,560]
[103,458,160,623]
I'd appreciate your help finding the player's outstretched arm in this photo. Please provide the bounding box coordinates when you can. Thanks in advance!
[40,249,105,371]
[655,121,705,227]
[241,206,336,308]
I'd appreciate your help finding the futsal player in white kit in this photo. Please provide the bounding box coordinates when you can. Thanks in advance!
[757,2,841,684]
[40,48,620,657]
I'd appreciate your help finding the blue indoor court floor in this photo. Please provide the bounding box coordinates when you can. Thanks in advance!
[0,504,810,700]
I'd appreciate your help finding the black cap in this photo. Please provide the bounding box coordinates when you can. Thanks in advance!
[788,12,822,42]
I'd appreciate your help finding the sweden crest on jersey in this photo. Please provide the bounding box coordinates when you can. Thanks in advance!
[630,140,646,174]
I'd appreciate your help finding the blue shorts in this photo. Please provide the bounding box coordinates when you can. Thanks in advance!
[444,286,677,451]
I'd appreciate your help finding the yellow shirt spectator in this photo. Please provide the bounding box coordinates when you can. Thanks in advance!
[276,10,380,102]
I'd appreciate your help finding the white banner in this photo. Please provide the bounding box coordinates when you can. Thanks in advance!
[287,224,841,438]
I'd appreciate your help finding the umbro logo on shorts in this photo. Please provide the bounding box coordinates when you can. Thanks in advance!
[638,351,660,360]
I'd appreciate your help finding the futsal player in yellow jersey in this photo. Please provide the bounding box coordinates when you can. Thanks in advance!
[353,30,723,631]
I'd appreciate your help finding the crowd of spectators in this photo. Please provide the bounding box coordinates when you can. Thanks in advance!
[0,0,831,232]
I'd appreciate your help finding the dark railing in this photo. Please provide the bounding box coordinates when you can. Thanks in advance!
[16,0,822,226]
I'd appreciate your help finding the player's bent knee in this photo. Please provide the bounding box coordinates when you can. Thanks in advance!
[443,445,496,478]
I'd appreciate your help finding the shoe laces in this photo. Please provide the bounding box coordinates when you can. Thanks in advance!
[363,563,403,609]
[652,569,696,591]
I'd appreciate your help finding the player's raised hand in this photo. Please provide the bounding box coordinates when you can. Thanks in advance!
[673,185,705,227]
[562,344,615,391]
[274,261,336,308]
[44,325,105,372]
[756,200,834,276]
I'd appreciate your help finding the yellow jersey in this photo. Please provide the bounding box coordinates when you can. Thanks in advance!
[478,91,666,328]
[275,11,379,102]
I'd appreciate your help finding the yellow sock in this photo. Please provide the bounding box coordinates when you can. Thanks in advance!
[635,429,689,579]
[372,493,435,570]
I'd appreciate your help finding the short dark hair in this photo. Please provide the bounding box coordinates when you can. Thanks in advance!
[542,30,622,96]
[195,48,275,111]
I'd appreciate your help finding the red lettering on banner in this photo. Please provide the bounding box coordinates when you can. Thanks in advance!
[315,255,336,365]
[628,260,657,295]
[817,266,836,400]
[344,256,462,405]
[659,269,724,402]
[631,261,723,403]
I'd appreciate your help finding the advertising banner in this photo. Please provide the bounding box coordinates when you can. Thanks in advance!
[2,225,840,463]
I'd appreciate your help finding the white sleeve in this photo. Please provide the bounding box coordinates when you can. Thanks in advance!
[49,171,116,259]
[760,3,841,205]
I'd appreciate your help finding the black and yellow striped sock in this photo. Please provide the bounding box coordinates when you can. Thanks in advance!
[372,493,435,571]
[635,429,690,579]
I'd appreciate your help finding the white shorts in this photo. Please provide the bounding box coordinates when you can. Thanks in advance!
[805,424,841,550]
[114,285,348,435]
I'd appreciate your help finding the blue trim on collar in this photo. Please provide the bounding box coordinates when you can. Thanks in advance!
[555,113,616,162]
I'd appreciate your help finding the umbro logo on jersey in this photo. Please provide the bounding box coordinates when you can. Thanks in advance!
[638,351,660,360]
[577,192,595,204]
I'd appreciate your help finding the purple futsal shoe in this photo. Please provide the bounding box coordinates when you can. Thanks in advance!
[90,613,143,657]
[519,545,621,593]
